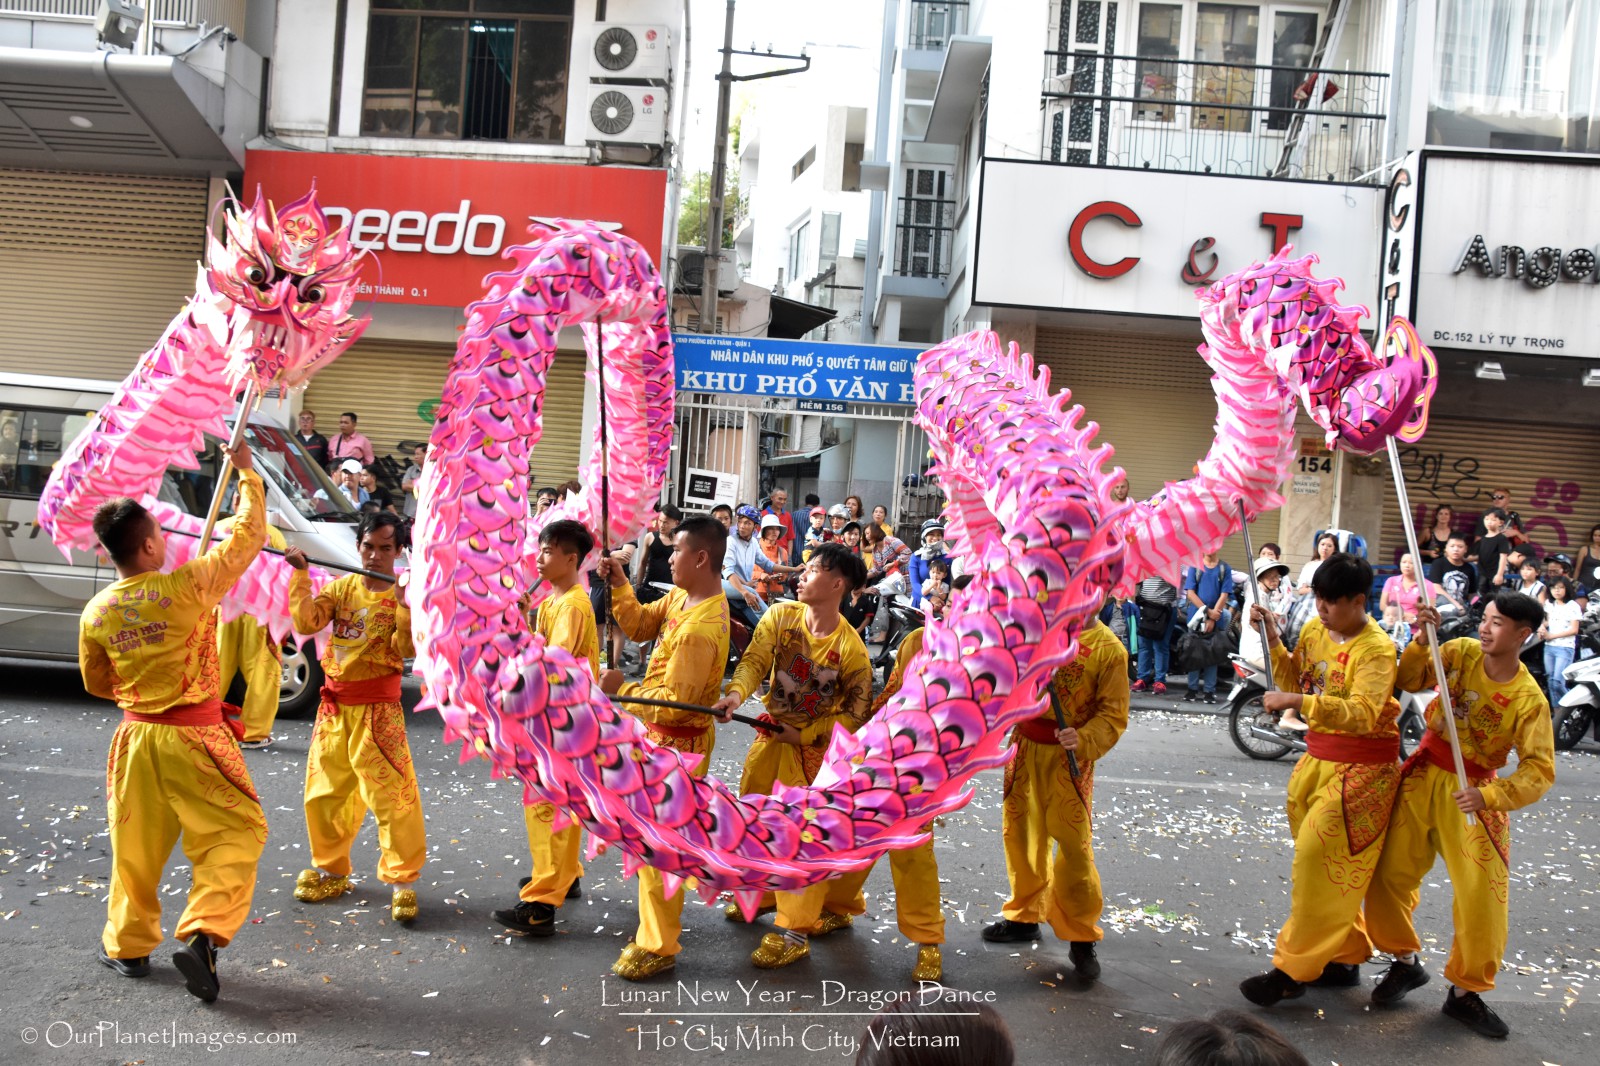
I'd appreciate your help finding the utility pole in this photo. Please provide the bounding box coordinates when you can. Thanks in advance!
[698,3,810,335]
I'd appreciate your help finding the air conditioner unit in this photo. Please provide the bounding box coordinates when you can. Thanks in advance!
[677,248,739,295]
[591,24,672,82]
[586,85,667,144]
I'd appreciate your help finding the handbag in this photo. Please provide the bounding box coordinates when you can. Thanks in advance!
[1136,597,1172,638]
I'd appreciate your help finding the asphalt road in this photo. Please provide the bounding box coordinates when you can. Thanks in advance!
[0,657,1595,1066]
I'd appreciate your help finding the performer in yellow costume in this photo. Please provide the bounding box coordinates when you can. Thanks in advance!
[1365,594,1554,1039]
[1240,553,1402,1006]
[79,441,267,1003]
[215,514,287,748]
[709,544,881,970]
[598,516,731,980]
[494,520,600,936]
[982,607,1129,983]
[285,511,426,923]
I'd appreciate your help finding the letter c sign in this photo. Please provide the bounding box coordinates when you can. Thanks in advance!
[1068,201,1142,279]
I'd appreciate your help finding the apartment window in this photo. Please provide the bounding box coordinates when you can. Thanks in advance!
[792,146,817,180]
[788,220,811,284]
[361,1,574,142]
[1132,2,1321,130]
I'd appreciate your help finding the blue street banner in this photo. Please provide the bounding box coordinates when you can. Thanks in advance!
[671,334,919,406]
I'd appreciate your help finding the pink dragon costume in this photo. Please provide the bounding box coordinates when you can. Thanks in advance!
[40,187,1437,915]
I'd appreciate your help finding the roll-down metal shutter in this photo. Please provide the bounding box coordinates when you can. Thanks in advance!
[302,340,587,486]
[0,168,209,381]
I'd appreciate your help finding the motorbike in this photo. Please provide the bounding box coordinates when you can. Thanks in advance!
[1226,653,1427,761]
[859,590,924,687]
[1553,654,1600,751]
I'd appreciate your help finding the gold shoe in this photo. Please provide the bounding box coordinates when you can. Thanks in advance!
[810,910,853,937]
[912,945,943,982]
[613,942,676,981]
[390,887,418,923]
[724,902,777,923]
[293,869,352,903]
[751,932,809,969]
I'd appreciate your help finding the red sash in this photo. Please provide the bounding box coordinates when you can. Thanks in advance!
[1305,731,1400,765]
[122,698,244,740]
[646,720,710,740]
[1403,728,1497,782]
[1016,716,1063,745]
[321,674,403,706]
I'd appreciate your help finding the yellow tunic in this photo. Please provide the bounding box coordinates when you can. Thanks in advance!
[215,518,288,742]
[722,600,874,934]
[81,471,269,958]
[1366,638,1554,992]
[1267,617,1401,982]
[609,581,729,956]
[521,582,600,905]
[1000,620,1129,941]
[290,571,424,885]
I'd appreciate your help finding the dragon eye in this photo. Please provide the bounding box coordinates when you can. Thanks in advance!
[245,265,267,285]
[303,284,325,303]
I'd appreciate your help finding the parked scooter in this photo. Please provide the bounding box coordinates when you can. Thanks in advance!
[1553,655,1600,751]
[859,591,924,686]
[1226,653,1428,761]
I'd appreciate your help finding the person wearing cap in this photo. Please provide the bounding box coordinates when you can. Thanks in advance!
[754,513,801,600]
[722,505,770,629]
[801,506,829,561]
[908,518,949,609]
[1241,557,1293,670]
[760,488,796,559]
[335,459,369,506]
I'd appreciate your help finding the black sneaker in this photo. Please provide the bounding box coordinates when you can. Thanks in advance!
[1372,957,1430,1004]
[1441,989,1509,1038]
[981,919,1040,943]
[517,876,582,900]
[1239,968,1306,1006]
[97,946,150,978]
[1310,961,1362,987]
[1182,690,1201,702]
[492,900,556,937]
[172,932,220,1003]
[1203,692,1219,704]
[1068,941,1101,981]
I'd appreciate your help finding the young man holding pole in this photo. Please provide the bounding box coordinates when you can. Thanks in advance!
[1240,553,1403,1007]
[982,605,1130,983]
[597,516,731,981]
[709,542,877,971]
[80,441,267,1002]
[494,520,600,936]
[1363,593,1554,1038]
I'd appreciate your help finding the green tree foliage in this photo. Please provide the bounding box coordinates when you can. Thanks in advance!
[676,169,745,249]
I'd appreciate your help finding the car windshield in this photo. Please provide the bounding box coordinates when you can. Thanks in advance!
[155,420,359,524]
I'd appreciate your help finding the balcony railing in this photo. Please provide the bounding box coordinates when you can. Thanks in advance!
[908,0,969,51]
[0,1,247,28]
[893,196,954,279]
[1041,51,1389,184]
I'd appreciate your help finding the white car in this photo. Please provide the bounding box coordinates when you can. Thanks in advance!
[0,373,365,717]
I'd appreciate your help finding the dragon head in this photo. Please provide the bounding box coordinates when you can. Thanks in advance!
[202,185,371,393]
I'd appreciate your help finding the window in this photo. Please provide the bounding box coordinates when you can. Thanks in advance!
[788,220,811,284]
[0,406,77,500]
[1132,2,1323,130]
[792,146,816,181]
[361,1,574,143]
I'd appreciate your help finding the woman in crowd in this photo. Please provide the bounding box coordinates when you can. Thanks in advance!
[1295,533,1338,596]
[870,504,894,538]
[862,521,911,598]
[844,495,865,522]
[1542,577,1581,704]
[754,514,801,600]
[1420,504,1456,564]
[1379,553,1434,646]
[1574,523,1600,590]
[1240,558,1293,669]
[1258,543,1283,562]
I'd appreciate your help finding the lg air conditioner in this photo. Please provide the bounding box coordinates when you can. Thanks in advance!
[591,24,672,82]
[586,86,667,145]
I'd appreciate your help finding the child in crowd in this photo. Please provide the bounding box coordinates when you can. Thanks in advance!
[922,558,951,618]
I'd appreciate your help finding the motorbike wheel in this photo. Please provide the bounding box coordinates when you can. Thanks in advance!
[1228,689,1292,760]
[1397,708,1426,761]
[1552,704,1594,752]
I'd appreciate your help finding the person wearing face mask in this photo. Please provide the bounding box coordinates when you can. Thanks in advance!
[907,518,949,609]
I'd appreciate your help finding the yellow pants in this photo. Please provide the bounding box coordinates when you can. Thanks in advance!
[776,838,945,944]
[304,697,426,885]
[217,616,282,743]
[633,725,713,956]
[741,735,867,929]
[521,802,583,905]
[1000,736,1103,942]
[1365,763,1510,993]
[1271,755,1399,982]
[102,721,268,958]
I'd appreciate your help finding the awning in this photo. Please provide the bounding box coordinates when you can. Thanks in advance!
[764,445,837,468]
[923,37,993,144]
[768,294,837,339]
[0,47,245,174]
